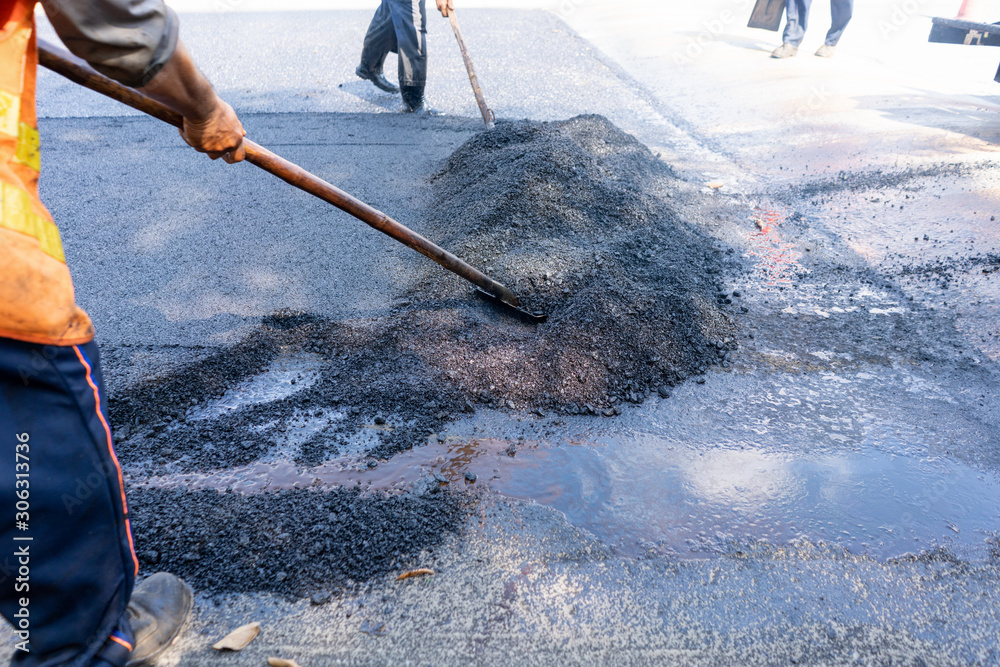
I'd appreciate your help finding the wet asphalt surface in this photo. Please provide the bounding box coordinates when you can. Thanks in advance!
[3,3,999,665]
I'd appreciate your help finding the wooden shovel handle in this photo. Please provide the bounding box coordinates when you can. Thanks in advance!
[36,39,519,308]
[448,10,495,130]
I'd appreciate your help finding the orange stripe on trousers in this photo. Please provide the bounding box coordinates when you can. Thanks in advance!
[73,346,140,577]
[109,635,133,651]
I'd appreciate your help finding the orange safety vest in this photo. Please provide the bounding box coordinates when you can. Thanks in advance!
[0,0,93,346]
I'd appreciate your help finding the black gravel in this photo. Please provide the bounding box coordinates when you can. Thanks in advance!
[130,486,465,596]
[107,335,277,434]
[896,251,1000,289]
[110,316,481,468]
[771,162,984,205]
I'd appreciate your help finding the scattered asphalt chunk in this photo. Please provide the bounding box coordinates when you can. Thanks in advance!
[895,251,1000,289]
[108,333,278,448]
[360,620,388,636]
[774,162,974,204]
[310,591,332,605]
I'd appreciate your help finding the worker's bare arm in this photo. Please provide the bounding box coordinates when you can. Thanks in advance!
[40,0,245,163]
[138,40,246,163]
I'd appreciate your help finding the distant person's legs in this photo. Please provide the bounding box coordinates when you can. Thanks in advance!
[783,0,812,46]
[358,0,402,93]
[358,0,437,112]
[814,0,852,56]
[773,0,811,57]
[385,0,433,113]
[824,0,853,45]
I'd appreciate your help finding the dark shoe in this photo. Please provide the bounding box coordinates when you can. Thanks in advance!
[400,85,444,116]
[815,44,836,58]
[770,43,799,58]
[355,65,399,94]
[125,573,193,666]
[401,99,445,116]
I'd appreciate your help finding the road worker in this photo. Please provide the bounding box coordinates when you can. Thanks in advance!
[0,0,245,663]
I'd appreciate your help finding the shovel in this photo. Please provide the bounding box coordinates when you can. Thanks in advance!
[747,0,785,31]
[37,39,543,322]
[447,8,495,130]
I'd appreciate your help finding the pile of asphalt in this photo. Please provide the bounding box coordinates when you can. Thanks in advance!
[402,114,738,412]
[110,114,739,470]
[129,486,464,597]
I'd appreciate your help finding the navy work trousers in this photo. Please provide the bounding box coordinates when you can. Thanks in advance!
[783,0,854,47]
[0,338,136,666]
[359,0,428,88]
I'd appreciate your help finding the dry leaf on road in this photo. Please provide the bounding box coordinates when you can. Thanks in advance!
[212,622,261,650]
[268,658,303,667]
[397,568,434,580]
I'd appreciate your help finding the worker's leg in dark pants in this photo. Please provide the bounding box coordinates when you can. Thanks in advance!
[782,0,813,46]
[824,0,853,46]
[0,338,138,667]
[358,0,428,104]
[359,0,398,76]
[386,0,428,100]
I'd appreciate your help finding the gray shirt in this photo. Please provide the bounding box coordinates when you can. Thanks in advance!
[39,0,179,87]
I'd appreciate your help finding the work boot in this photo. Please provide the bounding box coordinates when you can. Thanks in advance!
[124,572,193,666]
[814,44,836,58]
[400,85,444,116]
[770,43,799,58]
[355,65,399,94]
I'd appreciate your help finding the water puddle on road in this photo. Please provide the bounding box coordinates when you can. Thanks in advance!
[132,345,1000,561]
[140,408,1000,561]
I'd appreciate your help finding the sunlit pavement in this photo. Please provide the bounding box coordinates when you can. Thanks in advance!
[564,0,1000,366]
[6,1,1000,663]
